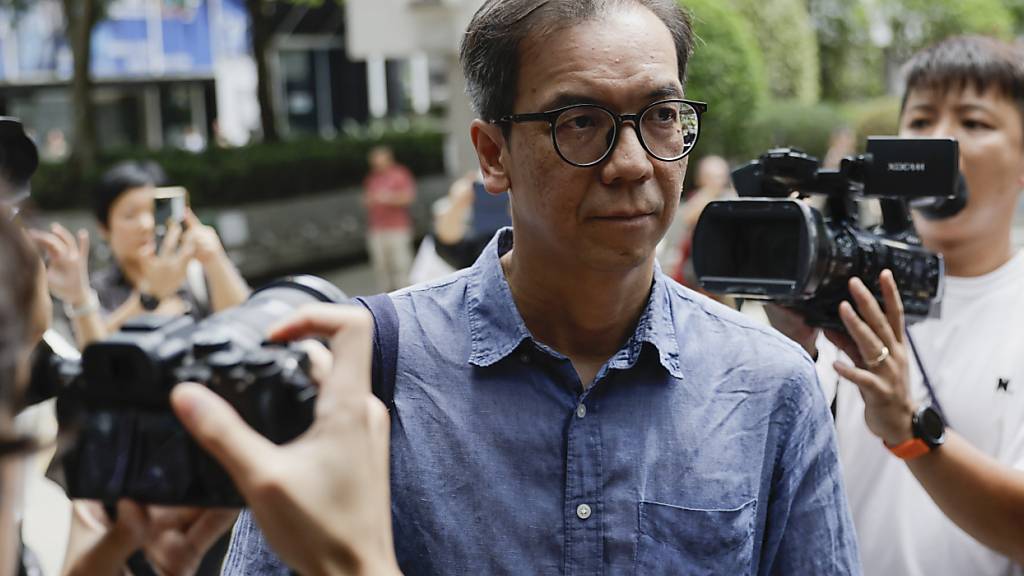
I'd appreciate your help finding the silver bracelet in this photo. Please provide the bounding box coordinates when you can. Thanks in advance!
[63,290,100,319]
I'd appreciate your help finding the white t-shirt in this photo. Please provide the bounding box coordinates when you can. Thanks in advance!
[818,250,1024,576]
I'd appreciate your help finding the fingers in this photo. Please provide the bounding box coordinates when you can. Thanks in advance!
[879,270,905,344]
[27,229,64,260]
[267,302,369,342]
[185,509,238,556]
[833,360,887,399]
[847,276,898,349]
[77,228,91,262]
[294,339,334,386]
[266,304,375,412]
[185,209,201,229]
[170,382,276,488]
[838,300,885,368]
[161,220,183,255]
[52,222,77,250]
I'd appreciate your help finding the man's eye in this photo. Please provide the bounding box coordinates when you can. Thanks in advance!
[652,106,678,122]
[963,119,992,130]
[560,114,595,130]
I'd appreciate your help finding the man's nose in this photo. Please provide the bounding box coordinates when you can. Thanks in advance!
[600,123,654,185]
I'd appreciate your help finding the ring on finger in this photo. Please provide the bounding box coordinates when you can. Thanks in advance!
[865,345,890,369]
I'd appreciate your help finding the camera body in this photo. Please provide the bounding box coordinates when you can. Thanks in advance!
[691,137,964,328]
[41,275,346,506]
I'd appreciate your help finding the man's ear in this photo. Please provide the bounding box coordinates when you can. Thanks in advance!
[470,119,511,194]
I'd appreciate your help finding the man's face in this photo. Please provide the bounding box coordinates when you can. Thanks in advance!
[487,5,686,272]
[102,186,157,268]
[900,84,1024,248]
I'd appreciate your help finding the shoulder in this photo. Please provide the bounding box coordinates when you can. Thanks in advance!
[664,280,820,403]
[389,268,473,323]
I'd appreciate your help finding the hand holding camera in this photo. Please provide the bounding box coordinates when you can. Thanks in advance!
[140,218,195,301]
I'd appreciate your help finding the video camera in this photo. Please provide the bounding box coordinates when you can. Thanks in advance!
[33,275,346,506]
[691,137,966,328]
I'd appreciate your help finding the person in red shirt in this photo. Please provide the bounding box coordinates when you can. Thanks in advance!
[363,146,417,291]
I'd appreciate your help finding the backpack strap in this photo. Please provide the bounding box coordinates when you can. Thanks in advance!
[354,294,400,409]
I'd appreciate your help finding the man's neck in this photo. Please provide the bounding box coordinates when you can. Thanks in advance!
[500,247,654,385]
[928,232,1014,278]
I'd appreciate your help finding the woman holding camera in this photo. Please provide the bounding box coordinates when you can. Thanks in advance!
[31,161,249,348]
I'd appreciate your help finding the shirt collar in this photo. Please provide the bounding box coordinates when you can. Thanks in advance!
[466,227,684,380]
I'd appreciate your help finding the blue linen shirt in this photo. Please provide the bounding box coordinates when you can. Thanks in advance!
[223,228,860,575]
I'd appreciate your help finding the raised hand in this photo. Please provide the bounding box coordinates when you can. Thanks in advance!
[824,270,915,446]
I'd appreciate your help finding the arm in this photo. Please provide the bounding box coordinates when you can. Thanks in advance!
[762,361,860,575]
[434,174,475,245]
[171,304,400,576]
[183,211,249,312]
[828,270,1024,564]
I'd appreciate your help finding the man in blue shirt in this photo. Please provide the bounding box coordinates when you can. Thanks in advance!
[223,0,860,573]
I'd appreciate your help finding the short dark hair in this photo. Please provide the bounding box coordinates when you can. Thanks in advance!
[0,117,39,195]
[0,216,39,410]
[94,160,166,227]
[900,36,1024,131]
[459,0,694,122]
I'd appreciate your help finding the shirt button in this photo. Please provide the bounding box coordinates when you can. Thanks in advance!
[576,403,587,419]
[576,503,592,520]
[519,353,530,364]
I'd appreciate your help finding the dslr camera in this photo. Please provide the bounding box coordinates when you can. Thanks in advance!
[34,275,346,506]
[691,137,965,328]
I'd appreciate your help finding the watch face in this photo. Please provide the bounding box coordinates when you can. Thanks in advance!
[915,406,946,446]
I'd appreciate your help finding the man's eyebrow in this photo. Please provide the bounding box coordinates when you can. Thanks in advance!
[648,85,684,100]
[535,85,685,112]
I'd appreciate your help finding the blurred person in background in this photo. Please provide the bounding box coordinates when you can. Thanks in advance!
[363,146,417,291]
[432,170,512,271]
[30,160,249,348]
[771,35,1024,574]
[658,154,734,288]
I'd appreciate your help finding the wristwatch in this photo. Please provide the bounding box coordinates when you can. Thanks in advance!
[886,405,946,460]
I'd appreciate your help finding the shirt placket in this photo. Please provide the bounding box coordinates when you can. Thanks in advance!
[563,366,605,575]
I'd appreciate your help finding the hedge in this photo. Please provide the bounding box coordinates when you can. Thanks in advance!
[730,0,820,104]
[681,0,769,162]
[30,129,446,211]
[746,100,847,161]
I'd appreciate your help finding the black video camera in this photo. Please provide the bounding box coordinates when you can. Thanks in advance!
[691,137,965,328]
[35,275,346,506]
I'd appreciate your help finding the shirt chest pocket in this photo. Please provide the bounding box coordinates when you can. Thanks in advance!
[634,499,757,576]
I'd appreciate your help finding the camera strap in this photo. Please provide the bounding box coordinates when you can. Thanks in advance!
[906,330,949,424]
[355,294,400,410]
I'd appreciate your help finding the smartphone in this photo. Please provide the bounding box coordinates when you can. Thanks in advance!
[153,186,188,252]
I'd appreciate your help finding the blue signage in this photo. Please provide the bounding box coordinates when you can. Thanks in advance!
[0,0,250,82]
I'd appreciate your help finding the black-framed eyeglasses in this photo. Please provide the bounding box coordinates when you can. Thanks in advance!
[495,98,707,168]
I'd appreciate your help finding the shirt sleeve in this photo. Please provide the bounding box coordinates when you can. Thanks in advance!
[758,360,862,575]
[221,509,291,576]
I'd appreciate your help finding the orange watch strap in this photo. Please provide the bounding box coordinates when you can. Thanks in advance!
[885,438,931,460]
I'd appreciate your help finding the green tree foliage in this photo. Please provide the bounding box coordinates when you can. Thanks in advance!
[1000,0,1024,32]
[808,0,886,102]
[878,0,1014,61]
[680,0,768,161]
[729,0,820,104]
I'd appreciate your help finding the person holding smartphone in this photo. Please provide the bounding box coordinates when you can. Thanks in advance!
[30,160,250,347]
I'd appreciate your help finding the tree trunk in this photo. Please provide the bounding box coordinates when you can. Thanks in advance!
[247,0,280,142]
[63,0,98,178]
